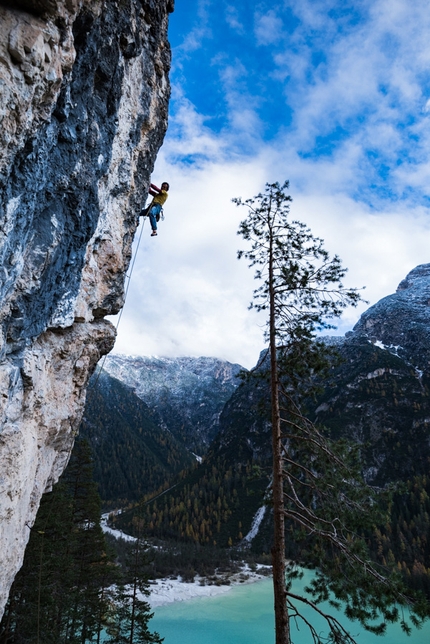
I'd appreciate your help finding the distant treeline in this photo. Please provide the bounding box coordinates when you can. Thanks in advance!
[370,475,430,597]
[115,453,430,598]
[114,457,269,550]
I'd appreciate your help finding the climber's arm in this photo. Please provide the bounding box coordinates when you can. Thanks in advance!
[148,183,161,196]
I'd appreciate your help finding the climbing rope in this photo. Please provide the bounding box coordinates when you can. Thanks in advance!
[115,214,147,330]
[89,214,146,391]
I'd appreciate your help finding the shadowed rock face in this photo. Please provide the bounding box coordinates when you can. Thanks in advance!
[352,264,430,371]
[311,264,430,485]
[0,0,173,616]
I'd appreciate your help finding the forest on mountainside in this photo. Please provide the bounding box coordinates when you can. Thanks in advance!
[0,437,270,642]
[112,339,430,598]
[80,371,195,508]
[114,458,268,549]
[372,476,430,596]
[114,444,430,596]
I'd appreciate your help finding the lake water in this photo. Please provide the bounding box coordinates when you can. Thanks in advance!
[151,573,430,644]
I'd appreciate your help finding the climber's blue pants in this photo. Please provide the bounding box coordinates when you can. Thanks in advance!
[149,204,162,231]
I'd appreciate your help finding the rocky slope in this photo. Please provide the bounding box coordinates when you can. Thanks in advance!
[315,263,430,484]
[0,0,172,616]
[103,354,244,454]
[352,263,430,371]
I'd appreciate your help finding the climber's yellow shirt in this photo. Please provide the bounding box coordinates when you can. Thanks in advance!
[151,190,168,206]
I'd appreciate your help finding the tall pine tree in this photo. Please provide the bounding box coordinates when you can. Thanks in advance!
[235,180,430,644]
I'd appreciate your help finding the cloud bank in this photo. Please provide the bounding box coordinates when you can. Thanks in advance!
[111,0,430,369]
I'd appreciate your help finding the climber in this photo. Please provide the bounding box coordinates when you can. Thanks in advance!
[142,181,169,236]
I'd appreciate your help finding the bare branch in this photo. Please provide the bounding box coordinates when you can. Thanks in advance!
[286,592,358,644]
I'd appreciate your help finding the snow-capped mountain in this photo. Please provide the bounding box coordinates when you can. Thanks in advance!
[103,355,245,454]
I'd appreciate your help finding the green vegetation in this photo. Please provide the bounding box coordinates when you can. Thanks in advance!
[370,475,430,597]
[112,342,430,599]
[106,334,430,610]
[233,180,429,644]
[315,339,430,484]
[114,457,268,549]
[81,370,194,508]
[0,439,161,644]
[104,533,265,582]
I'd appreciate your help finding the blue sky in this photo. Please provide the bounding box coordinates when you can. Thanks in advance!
[111,0,430,369]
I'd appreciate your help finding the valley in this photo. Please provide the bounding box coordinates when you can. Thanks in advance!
[3,264,430,641]
[102,265,430,596]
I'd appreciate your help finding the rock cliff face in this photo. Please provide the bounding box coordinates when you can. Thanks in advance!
[0,0,172,616]
[352,263,430,371]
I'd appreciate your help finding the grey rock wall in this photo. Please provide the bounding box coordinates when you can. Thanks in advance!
[0,0,172,616]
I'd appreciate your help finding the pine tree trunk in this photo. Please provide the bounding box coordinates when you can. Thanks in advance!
[269,233,290,644]
[129,536,140,644]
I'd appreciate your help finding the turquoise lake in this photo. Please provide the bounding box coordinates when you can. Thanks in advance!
[151,573,430,644]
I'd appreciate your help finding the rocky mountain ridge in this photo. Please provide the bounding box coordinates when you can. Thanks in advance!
[0,0,173,617]
[103,354,244,453]
[352,263,430,371]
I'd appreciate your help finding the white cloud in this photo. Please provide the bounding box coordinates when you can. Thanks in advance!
[111,151,270,369]
[254,9,284,46]
[282,0,338,32]
[171,0,213,58]
[270,0,430,168]
[161,87,226,165]
[112,0,430,368]
[225,5,245,34]
[112,97,430,368]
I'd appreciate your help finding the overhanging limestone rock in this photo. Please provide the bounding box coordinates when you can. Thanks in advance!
[0,0,173,615]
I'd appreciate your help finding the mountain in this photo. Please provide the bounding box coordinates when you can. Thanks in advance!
[316,263,430,485]
[114,264,430,592]
[80,369,195,509]
[314,335,430,485]
[103,355,244,454]
[353,263,430,371]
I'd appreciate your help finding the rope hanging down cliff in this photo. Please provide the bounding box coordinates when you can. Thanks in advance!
[90,178,170,388]
[90,213,146,390]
